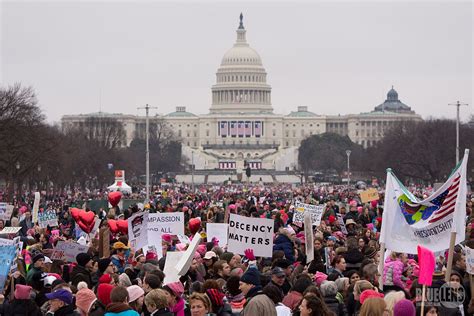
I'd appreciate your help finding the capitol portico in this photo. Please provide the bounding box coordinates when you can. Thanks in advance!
[61,14,422,179]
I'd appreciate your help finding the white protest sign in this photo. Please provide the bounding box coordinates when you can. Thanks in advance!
[163,251,184,284]
[227,214,273,258]
[90,217,101,237]
[293,201,325,226]
[466,247,474,275]
[143,234,163,259]
[0,238,15,246]
[147,212,184,235]
[32,192,40,223]
[53,241,90,263]
[336,214,348,235]
[0,227,21,234]
[128,211,149,250]
[38,209,58,228]
[0,204,14,221]
[304,212,314,263]
[206,223,228,247]
[177,234,190,245]
[176,233,201,275]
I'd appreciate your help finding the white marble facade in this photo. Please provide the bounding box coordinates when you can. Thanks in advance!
[62,15,421,172]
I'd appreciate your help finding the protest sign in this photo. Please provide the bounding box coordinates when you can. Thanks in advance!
[0,245,17,292]
[143,234,163,259]
[32,192,40,223]
[0,204,13,221]
[360,188,379,203]
[128,211,149,249]
[293,201,324,226]
[38,209,58,228]
[0,238,14,246]
[99,227,110,258]
[176,233,201,275]
[0,227,21,234]
[148,212,184,236]
[53,241,90,263]
[227,214,273,258]
[304,212,314,263]
[336,214,348,235]
[163,251,184,284]
[206,223,228,247]
[177,234,190,245]
[466,247,474,275]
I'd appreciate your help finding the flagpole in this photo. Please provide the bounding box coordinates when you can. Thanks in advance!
[445,231,457,282]
[421,285,426,315]
[377,242,385,290]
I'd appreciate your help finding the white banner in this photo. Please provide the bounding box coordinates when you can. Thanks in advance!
[128,211,149,250]
[227,214,273,258]
[293,201,325,226]
[0,227,21,234]
[38,209,58,228]
[304,212,314,263]
[206,223,228,247]
[32,192,40,223]
[163,251,184,284]
[148,212,184,236]
[53,241,89,263]
[336,214,348,235]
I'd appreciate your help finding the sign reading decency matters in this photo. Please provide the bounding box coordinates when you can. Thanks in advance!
[227,213,273,258]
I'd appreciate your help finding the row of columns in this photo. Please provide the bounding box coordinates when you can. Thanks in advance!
[212,90,271,104]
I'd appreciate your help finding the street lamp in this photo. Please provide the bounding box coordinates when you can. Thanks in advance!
[345,150,351,187]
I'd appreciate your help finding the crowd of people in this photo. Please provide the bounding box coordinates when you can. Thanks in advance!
[0,182,473,316]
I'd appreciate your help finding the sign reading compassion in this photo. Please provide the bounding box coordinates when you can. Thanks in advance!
[227,214,273,258]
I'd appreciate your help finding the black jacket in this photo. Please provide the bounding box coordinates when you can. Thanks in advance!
[70,264,92,289]
[323,295,347,316]
[0,299,42,316]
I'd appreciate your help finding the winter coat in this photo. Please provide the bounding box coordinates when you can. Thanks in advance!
[0,299,42,316]
[323,295,348,316]
[89,300,107,316]
[170,297,185,316]
[273,234,295,263]
[70,264,93,289]
[150,308,174,316]
[105,303,140,316]
[344,249,364,270]
[383,257,405,289]
[215,303,233,316]
[45,304,80,316]
[242,290,277,316]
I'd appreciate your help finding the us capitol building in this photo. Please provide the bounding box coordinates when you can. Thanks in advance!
[62,14,421,180]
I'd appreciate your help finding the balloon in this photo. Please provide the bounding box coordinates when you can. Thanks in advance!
[117,220,128,235]
[108,192,122,207]
[188,217,201,234]
[108,219,119,234]
[71,208,95,234]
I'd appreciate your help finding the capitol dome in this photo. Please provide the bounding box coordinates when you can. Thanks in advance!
[209,14,273,114]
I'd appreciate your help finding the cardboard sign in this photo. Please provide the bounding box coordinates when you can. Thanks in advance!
[128,211,149,249]
[336,214,348,235]
[0,227,21,234]
[176,233,201,275]
[227,214,273,258]
[304,212,314,263]
[163,251,184,284]
[466,247,474,275]
[32,192,40,223]
[53,241,90,263]
[0,204,13,221]
[99,227,110,258]
[293,202,325,226]
[360,188,379,203]
[148,212,184,236]
[206,223,228,247]
[38,209,58,228]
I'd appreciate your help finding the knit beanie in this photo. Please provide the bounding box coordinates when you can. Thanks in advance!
[127,285,145,303]
[119,273,132,287]
[206,289,225,307]
[76,288,97,313]
[98,258,112,274]
[76,253,92,267]
[99,273,113,284]
[360,289,384,304]
[393,299,416,316]
[32,253,45,265]
[97,283,115,306]
[14,284,32,300]
[240,267,261,286]
[165,281,184,297]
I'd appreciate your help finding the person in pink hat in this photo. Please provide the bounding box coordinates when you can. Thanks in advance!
[0,284,41,315]
[163,281,185,316]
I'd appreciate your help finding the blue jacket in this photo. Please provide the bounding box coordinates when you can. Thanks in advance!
[273,234,295,263]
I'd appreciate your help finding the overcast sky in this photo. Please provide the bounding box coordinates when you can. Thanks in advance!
[1,1,473,123]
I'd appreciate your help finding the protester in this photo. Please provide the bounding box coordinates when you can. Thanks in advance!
[144,289,173,316]
[105,286,140,316]
[45,288,77,316]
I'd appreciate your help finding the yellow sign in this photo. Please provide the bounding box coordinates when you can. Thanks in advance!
[360,188,379,203]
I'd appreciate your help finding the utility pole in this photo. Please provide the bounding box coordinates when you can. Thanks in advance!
[191,151,195,192]
[449,101,468,163]
[346,150,351,187]
[137,104,157,203]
